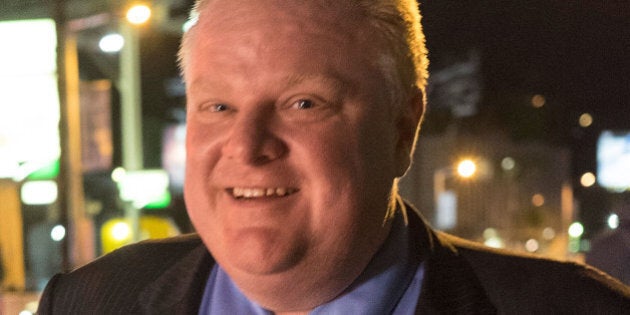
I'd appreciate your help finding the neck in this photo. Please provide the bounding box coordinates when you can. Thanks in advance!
[227,222,394,312]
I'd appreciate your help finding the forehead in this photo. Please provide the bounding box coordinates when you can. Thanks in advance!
[187,0,381,82]
[194,0,368,41]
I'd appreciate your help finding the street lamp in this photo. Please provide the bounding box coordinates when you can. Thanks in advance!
[118,3,153,242]
[126,4,152,25]
[433,159,479,230]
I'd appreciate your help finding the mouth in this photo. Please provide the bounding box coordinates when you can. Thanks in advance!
[227,187,299,199]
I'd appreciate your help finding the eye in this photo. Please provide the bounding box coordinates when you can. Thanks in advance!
[211,103,229,112]
[293,99,314,110]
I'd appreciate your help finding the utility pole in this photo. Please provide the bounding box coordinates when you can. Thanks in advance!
[52,0,91,271]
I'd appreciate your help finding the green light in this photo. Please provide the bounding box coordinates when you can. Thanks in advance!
[568,222,584,238]
[27,159,60,180]
[144,190,171,209]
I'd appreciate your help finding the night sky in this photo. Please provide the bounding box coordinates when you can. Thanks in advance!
[421,0,630,176]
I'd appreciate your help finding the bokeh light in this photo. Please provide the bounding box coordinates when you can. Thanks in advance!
[99,33,124,53]
[580,172,596,187]
[607,214,619,229]
[579,113,593,127]
[457,159,477,178]
[531,194,545,207]
[126,4,152,25]
[568,222,584,238]
[50,224,66,242]
[531,94,546,108]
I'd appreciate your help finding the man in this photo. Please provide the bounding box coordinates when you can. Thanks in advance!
[38,0,630,313]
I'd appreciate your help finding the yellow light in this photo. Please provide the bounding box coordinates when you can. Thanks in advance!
[579,113,593,128]
[126,4,152,25]
[531,94,546,108]
[580,172,596,187]
[531,193,545,207]
[457,159,477,178]
[112,222,131,241]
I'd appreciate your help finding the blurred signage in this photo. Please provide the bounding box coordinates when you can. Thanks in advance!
[116,169,171,209]
[0,19,59,179]
[597,130,630,191]
[101,216,180,254]
[80,80,113,171]
[427,49,481,118]
[162,123,186,191]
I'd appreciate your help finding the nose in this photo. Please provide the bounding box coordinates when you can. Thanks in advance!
[221,110,287,165]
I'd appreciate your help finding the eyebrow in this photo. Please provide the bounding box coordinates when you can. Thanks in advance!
[189,73,351,97]
[282,73,351,97]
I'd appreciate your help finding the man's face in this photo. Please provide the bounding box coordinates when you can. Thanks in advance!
[184,0,411,291]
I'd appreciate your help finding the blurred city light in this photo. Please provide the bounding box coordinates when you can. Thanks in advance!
[50,225,66,242]
[525,239,539,252]
[542,227,556,240]
[482,228,505,248]
[101,216,181,254]
[500,157,515,171]
[111,167,126,182]
[607,213,619,229]
[531,193,545,207]
[568,222,584,238]
[531,94,546,108]
[99,33,124,53]
[0,19,60,182]
[580,172,596,187]
[126,4,152,25]
[20,180,58,205]
[579,113,593,128]
[117,169,171,209]
[597,131,630,191]
[456,159,477,178]
[112,221,132,241]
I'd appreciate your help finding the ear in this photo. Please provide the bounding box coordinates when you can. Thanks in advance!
[395,87,425,177]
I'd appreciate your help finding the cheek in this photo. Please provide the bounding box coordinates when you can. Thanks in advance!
[185,121,224,172]
[184,122,225,225]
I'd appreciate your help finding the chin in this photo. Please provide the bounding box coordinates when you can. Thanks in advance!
[215,230,309,276]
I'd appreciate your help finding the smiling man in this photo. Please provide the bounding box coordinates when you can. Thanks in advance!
[38,0,630,314]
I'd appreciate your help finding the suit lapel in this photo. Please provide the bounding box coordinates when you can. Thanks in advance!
[408,210,497,314]
[137,242,215,314]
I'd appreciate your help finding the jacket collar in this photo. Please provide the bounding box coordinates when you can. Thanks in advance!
[407,209,497,314]
[137,240,214,314]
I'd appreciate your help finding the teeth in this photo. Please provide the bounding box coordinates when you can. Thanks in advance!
[231,187,296,199]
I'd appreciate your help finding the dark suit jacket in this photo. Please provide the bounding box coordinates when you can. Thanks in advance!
[38,212,630,314]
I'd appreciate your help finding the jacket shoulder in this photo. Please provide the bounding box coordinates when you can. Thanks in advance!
[71,233,204,276]
[442,232,630,312]
[38,234,208,314]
